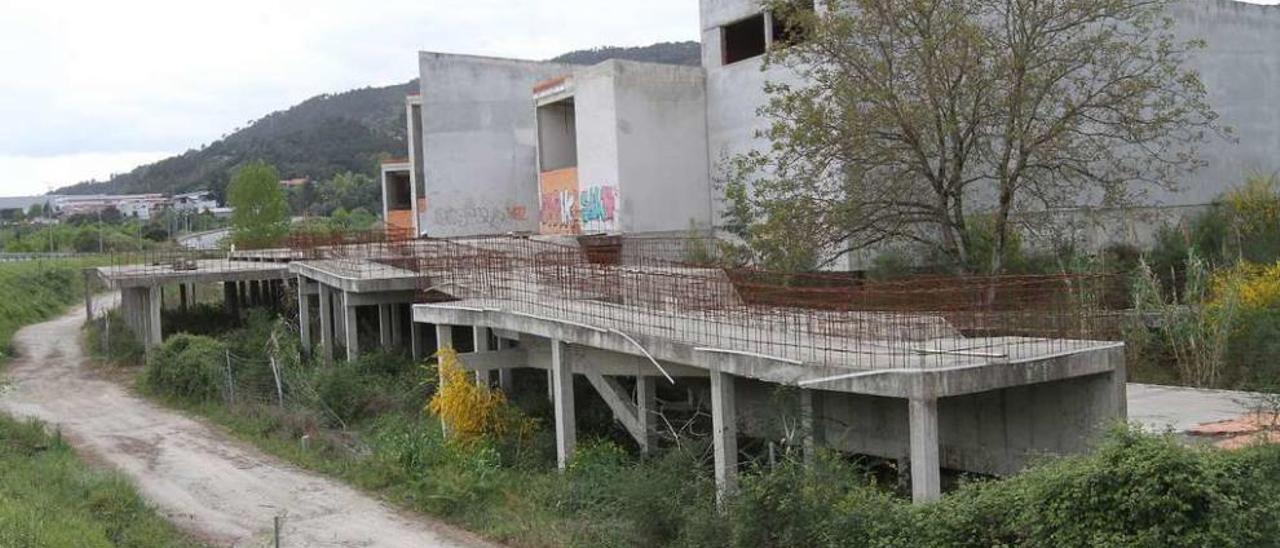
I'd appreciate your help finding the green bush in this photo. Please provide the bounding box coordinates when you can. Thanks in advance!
[84,310,144,365]
[143,334,228,403]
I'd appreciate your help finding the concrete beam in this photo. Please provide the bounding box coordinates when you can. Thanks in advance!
[710,368,738,506]
[909,398,941,503]
[342,290,419,308]
[343,292,359,362]
[552,340,576,470]
[583,371,647,450]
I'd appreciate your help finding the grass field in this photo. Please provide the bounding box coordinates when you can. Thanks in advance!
[0,258,200,547]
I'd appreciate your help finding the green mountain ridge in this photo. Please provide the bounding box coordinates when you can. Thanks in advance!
[54,41,702,198]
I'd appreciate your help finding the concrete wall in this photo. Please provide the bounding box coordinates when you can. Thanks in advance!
[418,53,575,237]
[1164,0,1280,206]
[611,61,714,234]
[571,68,622,234]
[698,0,1280,223]
[701,0,806,223]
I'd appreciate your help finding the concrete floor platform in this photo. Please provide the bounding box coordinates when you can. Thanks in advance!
[1127,383,1263,433]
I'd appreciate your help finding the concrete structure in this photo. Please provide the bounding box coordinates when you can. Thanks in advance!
[92,259,291,349]
[533,61,714,235]
[410,273,1125,503]
[417,54,577,237]
[381,0,1280,256]
[291,259,421,363]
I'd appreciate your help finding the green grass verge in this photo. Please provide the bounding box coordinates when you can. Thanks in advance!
[0,258,107,363]
[0,258,202,547]
[0,415,199,547]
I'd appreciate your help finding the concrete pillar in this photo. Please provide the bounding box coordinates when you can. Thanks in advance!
[497,337,515,392]
[343,292,359,362]
[318,285,334,363]
[909,398,941,503]
[179,284,189,312]
[436,324,454,437]
[801,389,819,466]
[551,340,576,470]
[411,322,424,360]
[297,277,312,353]
[637,376,656,455]
[1112,349,1128,421]
[390,304,404,349]
[145,286,162,349]
[710,369,738,505]
[224,282,239,315]
[473,326,493,386]
[83,270,94,321]
[379,304,393,350]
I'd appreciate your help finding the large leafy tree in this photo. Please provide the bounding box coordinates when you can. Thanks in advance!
[228,161,289,249]
[726,0,1221,273]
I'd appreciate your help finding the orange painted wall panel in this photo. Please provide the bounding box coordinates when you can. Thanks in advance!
[539,167,580,235]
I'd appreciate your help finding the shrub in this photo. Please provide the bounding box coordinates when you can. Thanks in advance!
[84,310,144,365]
[143,334,228,403]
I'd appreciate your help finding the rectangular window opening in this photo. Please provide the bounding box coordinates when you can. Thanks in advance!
[722,14,767,65]
[537,98,578,172]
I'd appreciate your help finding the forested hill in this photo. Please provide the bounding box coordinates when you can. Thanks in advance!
[54,41,702,198]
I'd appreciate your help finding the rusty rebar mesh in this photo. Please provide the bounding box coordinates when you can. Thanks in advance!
[99,230,1126,371]
[412,236,1126,371]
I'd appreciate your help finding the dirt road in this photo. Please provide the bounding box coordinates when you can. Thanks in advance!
[0,298,492,548]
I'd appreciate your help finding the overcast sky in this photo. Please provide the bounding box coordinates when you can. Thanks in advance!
[0,0,699,197]
[2,0,1277,198]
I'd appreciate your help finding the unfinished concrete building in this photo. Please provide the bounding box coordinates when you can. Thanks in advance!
[378,0,1280,255]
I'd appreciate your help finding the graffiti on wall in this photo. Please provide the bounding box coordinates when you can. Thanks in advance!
[539,167,580,235]
[579,185,618,231]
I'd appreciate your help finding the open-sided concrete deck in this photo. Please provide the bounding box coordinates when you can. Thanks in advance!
[414,295,1125,503]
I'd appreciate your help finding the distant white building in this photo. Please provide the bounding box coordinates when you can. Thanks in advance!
[54,194,167,220]
[171,191,220,214]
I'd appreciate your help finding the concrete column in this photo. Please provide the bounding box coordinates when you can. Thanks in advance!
[801,389,819,466]
[179,284,189,312]
[145,286,162,349]
[83,270,94,320]
[1112,348,1128,421]
[637,376,656,455]
[473,326,493,386]
[297,277,312,352]
[343,292,359,362]
[318,285,334,363]
[223,282,238,315]
[390,304,404,349]
[378,305,393,350]
[436,324,454,437]
[411,321,424,360]
[551,340,576,470]
[909,398,941,503]
[710,369,738,505]
[496,338,515,392]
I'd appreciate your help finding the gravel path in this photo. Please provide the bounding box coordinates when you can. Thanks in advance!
[0,296,494,548]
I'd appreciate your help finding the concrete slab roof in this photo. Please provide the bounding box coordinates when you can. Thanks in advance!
[95,260,291,289]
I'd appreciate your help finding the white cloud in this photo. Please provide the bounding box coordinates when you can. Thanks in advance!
[0,152,172,196]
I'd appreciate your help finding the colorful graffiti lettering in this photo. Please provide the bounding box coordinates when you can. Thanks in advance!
[540,190,577,230]
[579,185,618,228]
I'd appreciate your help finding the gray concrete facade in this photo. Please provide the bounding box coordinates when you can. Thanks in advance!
[417,53,576,237]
